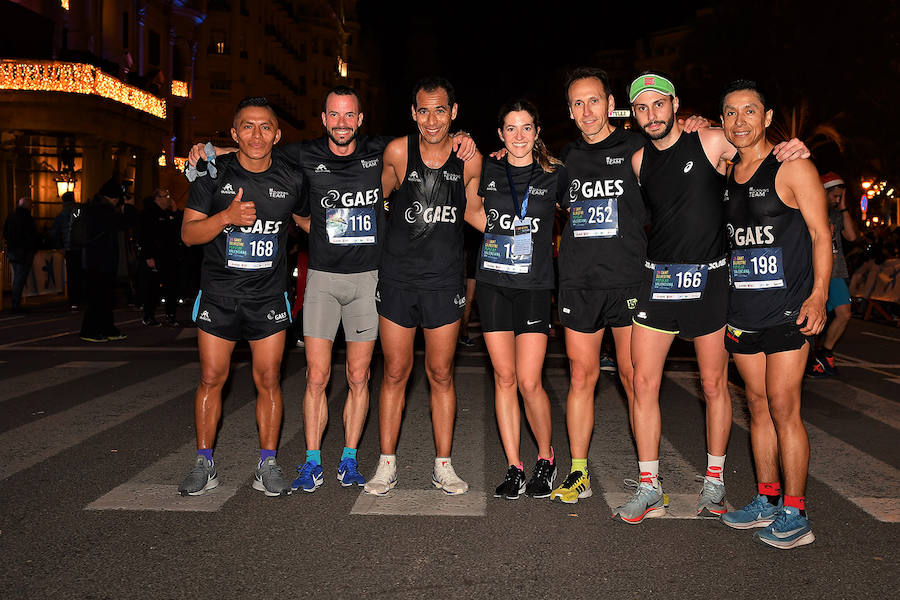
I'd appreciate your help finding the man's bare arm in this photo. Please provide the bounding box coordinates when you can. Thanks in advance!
[182,188,256,246]
[293,214,310,234]
[631,146,645,182]
[462,152,485,232]
[381,137,407,198]
[779,159,832,335]
[188,143,237,167]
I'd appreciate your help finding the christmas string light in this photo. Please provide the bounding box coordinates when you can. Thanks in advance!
[171,80,189,97]
[0,60,166,119]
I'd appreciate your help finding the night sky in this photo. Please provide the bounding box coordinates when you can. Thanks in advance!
[356,0,898,176]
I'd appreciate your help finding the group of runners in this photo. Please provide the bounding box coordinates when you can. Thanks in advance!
[178,68,830,550]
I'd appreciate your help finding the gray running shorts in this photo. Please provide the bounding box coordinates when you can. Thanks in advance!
[303,269,379,342]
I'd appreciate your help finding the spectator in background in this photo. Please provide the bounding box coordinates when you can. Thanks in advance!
[3,196,39,312]
[808,173,858,377]
[137,188,181,327]
[79,178,136,342]
[51,191,83,310]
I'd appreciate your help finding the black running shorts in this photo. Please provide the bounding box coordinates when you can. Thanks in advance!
[375,279,465,329]
[558,286,640,333]
[192,291,292,341]
[632,261,728,339]
[725,322,812,355]
[477,282,552,336]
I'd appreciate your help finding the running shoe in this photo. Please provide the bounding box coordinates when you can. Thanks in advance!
[549,470,592,504]
[162,316,181,328]
[80,334,108,343]
[722,494,782,529]
[178,455,219,496]
[106,331,127,341]
[598,354,617,372]
[806,357,832,378]
[337,457,366,487]
[432,459,469,495]
[364,455,398,496]
[252,457,291,496]
[612,480,667,524]
[291,460,324,492]
[697,477,727,518]
[494,465,526,500]
[458,336,475,347]
[754,506,815,549]
[820,352,837,375]
[525,458,556,499]
[142,317,162,327]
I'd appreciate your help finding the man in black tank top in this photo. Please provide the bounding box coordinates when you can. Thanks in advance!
[365,77,483,497]
[718,81,830,549]
[614,72,811,524]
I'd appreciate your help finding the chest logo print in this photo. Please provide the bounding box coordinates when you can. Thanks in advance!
[683,161,694,174]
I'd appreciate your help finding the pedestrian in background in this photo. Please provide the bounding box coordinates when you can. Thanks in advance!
[137,188,180,327]
[3,196,39,312]
[51,191,83,310]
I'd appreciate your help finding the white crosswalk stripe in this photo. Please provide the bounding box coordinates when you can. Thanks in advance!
[0,361,128,404]
[87,368,308,512]
[0,363,198,483]
[544,370,727,518]
[667,372,900,523]
[350,365,487,516]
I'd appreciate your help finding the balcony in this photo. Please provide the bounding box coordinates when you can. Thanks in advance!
[0,59,166,119]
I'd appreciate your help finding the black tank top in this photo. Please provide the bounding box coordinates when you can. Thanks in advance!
[640,131,727,263]
[725,153,813,329]
[380,135,466,290]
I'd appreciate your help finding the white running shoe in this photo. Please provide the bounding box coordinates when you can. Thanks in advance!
[432,458,469,495]
[363,454,398,496]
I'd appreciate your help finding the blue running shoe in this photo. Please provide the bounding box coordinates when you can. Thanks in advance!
[337,457,366,487]
[291,461,324,492]
[754,506,815,549]
[722,494,781,529]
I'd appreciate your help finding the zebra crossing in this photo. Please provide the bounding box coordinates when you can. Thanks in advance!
[0,353,896,523]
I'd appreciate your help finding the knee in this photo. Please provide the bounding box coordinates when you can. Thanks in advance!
[744,388,769,415]
[632,369,661,399]
[700,373,727,402]
[768,395,800,425]
[833,306,851,324]
[346,365,370,390]
[199,368,228,391]
[383,362,411,387]
[425,363,453,389]
[517,376,543,399]
[305,365,331,392]
[253,367,281,393]
[569,360,599,390]
[493,369,517,391]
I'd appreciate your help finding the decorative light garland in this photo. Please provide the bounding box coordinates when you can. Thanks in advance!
[0,60,167,119]
[171,80,189,97]
[173,157,188,172]
[61,0,70,10]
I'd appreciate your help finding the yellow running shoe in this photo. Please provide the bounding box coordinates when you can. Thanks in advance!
[549,470,592,504]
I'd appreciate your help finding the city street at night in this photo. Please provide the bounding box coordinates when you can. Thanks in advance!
[0,305,897,599]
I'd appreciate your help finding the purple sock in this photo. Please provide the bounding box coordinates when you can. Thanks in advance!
[198,448,213,462]
[260,449,276,464]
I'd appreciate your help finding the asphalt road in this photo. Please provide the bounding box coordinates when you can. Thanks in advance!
[0,303,897,599]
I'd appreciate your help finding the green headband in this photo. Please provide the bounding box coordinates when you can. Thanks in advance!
[629,74,676,103]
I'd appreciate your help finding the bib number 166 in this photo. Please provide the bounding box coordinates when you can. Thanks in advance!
[675,271,703,288]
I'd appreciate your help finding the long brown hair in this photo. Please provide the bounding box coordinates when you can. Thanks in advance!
[497,99,563,173]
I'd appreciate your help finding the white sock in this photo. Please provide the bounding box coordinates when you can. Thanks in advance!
[638,460,660,488]
[435,456,452,469]
[706,453,726,483]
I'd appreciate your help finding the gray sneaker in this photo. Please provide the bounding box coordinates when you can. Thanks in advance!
[697,477,726,518]
[612,480,667,524]
[252,457,291,497]
[178,455,219,496]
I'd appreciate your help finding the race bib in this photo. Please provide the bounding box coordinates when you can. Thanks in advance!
[326,207,376,245]
[481,233,532,274]
[651,263,708,300]
[570,198,618,238]
[731,247,785,290]
[227,231,277,270]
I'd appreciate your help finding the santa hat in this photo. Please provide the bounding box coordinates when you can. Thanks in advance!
[820,172,845,189]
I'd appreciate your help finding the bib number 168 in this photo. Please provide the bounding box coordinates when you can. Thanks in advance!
[250,239,274,257]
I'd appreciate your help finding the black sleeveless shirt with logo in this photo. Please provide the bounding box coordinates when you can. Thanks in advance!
[475,157,561,290]
[557,128,647,290]
[639,131,727,263]
[381,135,467,291]
[283,135,391,274]
[725,152,813,329]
